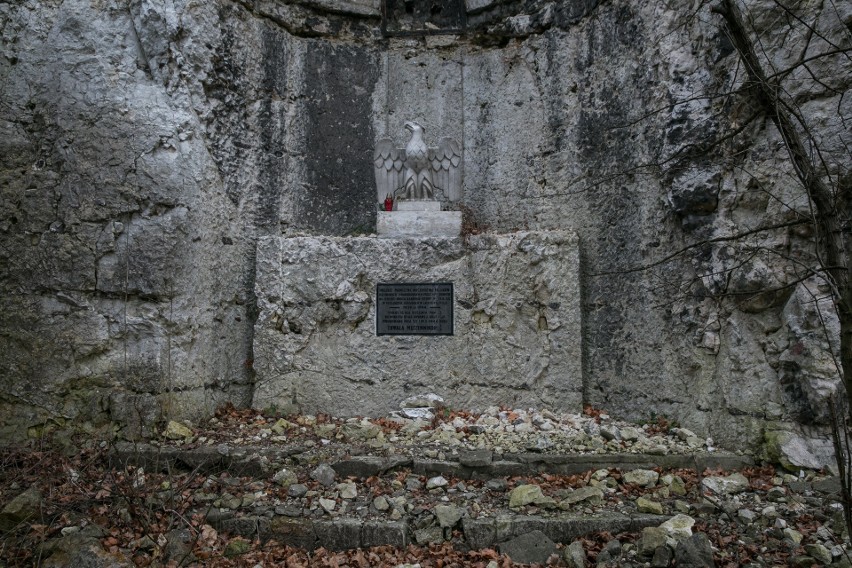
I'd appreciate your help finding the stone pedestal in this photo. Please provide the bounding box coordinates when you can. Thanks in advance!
[396,200,441,211]
[253,231,582,416]
[378,199,461,238]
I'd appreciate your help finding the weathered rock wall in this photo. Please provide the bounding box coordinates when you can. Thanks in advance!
[1,0,849,453]
[0,0,260,439]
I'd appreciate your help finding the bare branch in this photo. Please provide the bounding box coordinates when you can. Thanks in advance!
[714,0,847,284]
[590,218,809,277]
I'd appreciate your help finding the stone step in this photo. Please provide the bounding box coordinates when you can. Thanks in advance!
[103,441,845,563]
[207,511,669,552]
[110,442,753,479]
[108,444,755,552]
[395,200,442,211]
[376,210,462,237]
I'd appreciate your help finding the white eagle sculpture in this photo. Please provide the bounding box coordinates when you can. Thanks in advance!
[373,121,462,203]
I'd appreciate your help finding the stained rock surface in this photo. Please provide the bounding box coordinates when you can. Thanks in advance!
[0,0,849,459]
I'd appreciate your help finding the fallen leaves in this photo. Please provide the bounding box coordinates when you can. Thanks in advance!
[582,404,605,422]
[0,406,843,568]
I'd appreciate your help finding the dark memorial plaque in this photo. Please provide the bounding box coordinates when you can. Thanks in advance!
[376,283,454,336]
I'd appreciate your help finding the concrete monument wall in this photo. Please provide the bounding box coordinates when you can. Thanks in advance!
[253,232,582,415]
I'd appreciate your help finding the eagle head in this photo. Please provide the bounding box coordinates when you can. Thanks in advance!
[404,121,424,134]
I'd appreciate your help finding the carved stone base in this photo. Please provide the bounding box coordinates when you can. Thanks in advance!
[252,231,582,417]
[396,200,441,211]
[377,210,462,237]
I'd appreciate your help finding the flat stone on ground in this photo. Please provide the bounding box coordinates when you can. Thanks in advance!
[426,476,448,490]
[623,469,659,487]
[162,420,193,440]
[498,530,558,564]
[509,484,556,508]
[560,486,604,507]
[701,473,749,495]
[434,505,466,528]
[660,514,695,539]
[636,496,664,515]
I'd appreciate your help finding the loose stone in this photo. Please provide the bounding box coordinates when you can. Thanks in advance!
[767,486,787,501]
[784,527,804,544]
[592,469,609,481]
[636,496,664,515]
[162,420,193,440]
[310,463,337,487]
[738,508,757,523]
[563,540,587,568]
[804,543,832,565]
[426,476,448,490]
[272,468,298,487]
[0,488,42,531]
[319,498,336,513]
[433,505,465,528]
[509,484,556,508]
[620,426,642,441]
[600,425,620,441]
[337,482,357,499]
[660,514,695,539]
[639,527,667,557]
[220,494,242,510]
[623,469,659,487]
[668,476,687,496]
[674,534,715,568]
[372,496,390,511]
[560,486,604,507]
[651,545,674,568]
[271,418,296,434]
[674,500,691,514]
[701,472,749,495]
[341,420,381,441]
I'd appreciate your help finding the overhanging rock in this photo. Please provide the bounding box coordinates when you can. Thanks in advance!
[253,231,581,416]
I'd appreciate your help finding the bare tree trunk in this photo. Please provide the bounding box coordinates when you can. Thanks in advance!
[714,0,852,540]
[714,0,851,414]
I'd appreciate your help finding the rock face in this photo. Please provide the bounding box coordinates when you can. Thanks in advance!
[1,0,849,453]
[0,487,42,531]
[253,231,582,415]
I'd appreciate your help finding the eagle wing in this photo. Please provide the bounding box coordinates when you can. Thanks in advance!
[429,137,462,202]
[374,138,406,203]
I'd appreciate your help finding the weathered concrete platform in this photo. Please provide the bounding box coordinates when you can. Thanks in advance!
[253,231,582,417]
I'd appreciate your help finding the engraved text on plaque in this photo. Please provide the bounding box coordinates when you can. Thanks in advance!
[376,283,454,336]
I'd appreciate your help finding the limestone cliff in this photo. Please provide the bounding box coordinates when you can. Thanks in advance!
[1,0,849,453]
